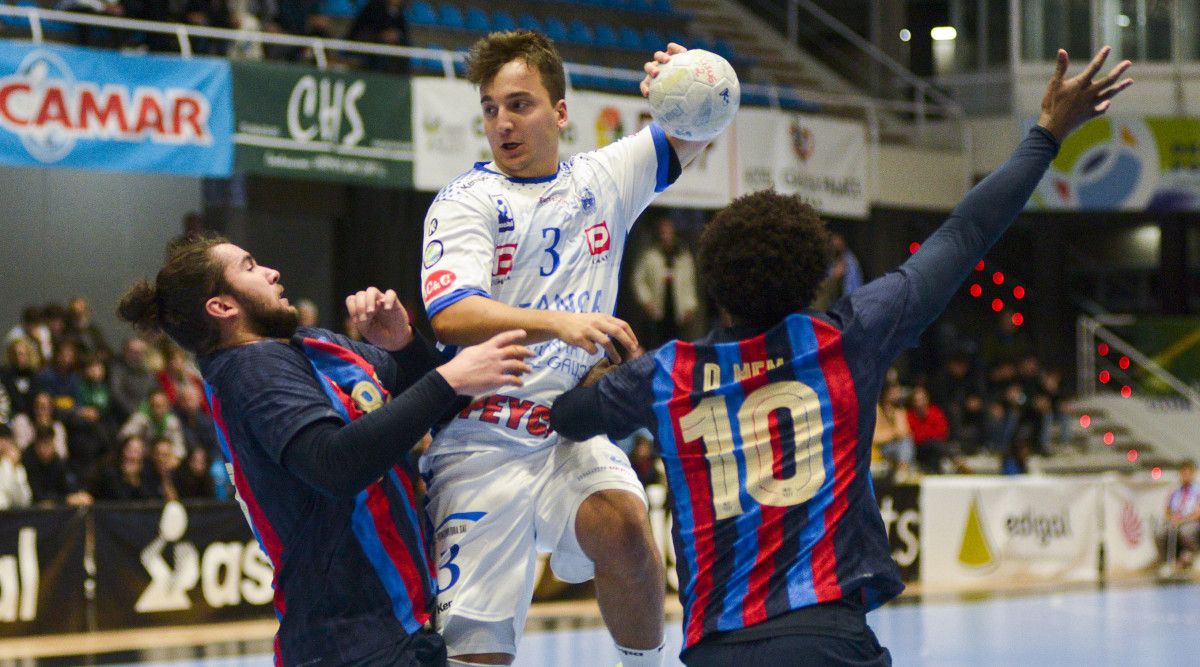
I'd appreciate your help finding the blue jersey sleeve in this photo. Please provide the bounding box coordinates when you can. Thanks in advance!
[550,354,658,440]
[829,126,1059,363]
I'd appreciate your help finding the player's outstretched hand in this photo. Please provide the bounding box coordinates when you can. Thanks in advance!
[640,42,687,98]
[346,287,413,351]
[437,329,533,396]
[1038,46,1132,143]
[554,312,639,363]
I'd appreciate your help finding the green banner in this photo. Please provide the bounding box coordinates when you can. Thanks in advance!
[232,61,412,188]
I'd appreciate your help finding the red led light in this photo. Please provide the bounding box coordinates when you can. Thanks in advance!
[1118,356,1130,369]
[1098,343,1109,356]
[1099,370,1110,384]
[1013,286,1026,299]
[1127,449,1138,463]
[1104,432,1115,445]
[975,260,985,271]
[1121,385,1132,398]
[1152,467,1162,480]
[991,299,1004,312]
[909,242,921,254]
[1011,312,1024,327]
[992,271,1005,285]
[1079,415,1091,428]
[969,284,982,298]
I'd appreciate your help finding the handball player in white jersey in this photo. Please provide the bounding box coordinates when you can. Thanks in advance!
[419,30,714,667]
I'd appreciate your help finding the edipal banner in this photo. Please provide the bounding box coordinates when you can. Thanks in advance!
[93,501,274,630]
[1029,117,1200,211]
[0,507,87,637]
[0,39,233,176]
[920,476,1101,591]
[233,61,413,187]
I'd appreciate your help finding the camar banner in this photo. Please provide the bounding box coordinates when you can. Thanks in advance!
[411,77,736,209]
[736,108,869,220]
[233,61,414,188]
[920,476,1101,591]
[0,39,233,176]
[0,507,87,637]
[93,500,274,630]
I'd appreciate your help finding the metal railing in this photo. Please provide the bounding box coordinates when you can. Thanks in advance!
[1077,314,1200,405]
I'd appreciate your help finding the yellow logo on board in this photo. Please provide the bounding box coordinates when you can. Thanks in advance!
[958,494,996,569]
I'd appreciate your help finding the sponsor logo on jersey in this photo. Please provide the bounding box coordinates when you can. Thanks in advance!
[494,195,515,233]
[580,187,596,213]
[423,240,444,268]
[585,221,611,256]
[456,394,553,438]
[423,270,456,301]
[493,243,518,277]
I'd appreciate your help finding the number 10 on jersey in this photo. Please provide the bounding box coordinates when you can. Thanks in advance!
[678,381,828,520]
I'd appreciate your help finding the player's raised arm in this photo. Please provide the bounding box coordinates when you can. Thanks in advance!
[884,46,1131,338]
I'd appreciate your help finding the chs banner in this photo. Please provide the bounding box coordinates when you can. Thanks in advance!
[0,39,233,176]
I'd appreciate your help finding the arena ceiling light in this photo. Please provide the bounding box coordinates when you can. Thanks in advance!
[930,26,958,41]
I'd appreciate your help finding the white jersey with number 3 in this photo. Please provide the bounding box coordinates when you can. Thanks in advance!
[421,124,675,456]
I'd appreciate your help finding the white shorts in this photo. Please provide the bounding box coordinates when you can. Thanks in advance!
[420,437,646,655]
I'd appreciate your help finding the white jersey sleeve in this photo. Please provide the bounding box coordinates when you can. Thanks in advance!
[577,123,675,233]
[421,176,497,320]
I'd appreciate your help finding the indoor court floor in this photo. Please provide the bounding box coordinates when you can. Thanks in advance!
[4,582,1197,666]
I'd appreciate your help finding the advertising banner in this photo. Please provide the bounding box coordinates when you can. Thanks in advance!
[920,476,1101,590]
[736,107,869,219]
[875,481,922,582]
[1030,117,1200,211]
[0,39,233,176]
[233,61,413,187]
[411,77,737,209]
[93,501,274,630]
[0,507,87,637]
[1102,477,1173,577]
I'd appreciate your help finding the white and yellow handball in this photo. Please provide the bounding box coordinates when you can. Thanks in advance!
[647,48,740,141]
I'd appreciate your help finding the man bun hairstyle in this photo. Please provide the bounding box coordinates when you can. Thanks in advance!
[466,29,566,104]
[117,233,230,355]
[698,190,832,330]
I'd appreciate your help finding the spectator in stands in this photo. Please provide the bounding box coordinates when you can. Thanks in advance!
[930,351,985,452]
[228,0,281,60]
[2,338,41,420]
[1159,459,1200,571]
[811,232,865,311]
[66,296,112,363]
[182,0,233,54]
[67,354,117,480]
[175,384,217,457]
[40,303,69,354]
[906,385,949,474]
[149,436,181,501]
[295,298,319,328]
[12,391,69,460]
[347,0,409,72]
[174,446,215,499]
[85,434,155,502]
[628,432,661,488]
[981,309,1033,369]
[36,340,83,413]
[21,426,90,506]
[119,389,186,460]
[0,378,10,427]
[109,337,154,423]
[156,343,204,409]
[633,215,699,348]
[56,1,126,49]
[124,0,181,51]
[1036,366,1069,451]
[1000,436,1032,475]
[5,305,51,363]
[0,424,32,510]
[873,383,914,482]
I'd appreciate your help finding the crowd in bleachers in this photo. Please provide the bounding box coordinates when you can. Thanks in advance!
[0,298,233,509]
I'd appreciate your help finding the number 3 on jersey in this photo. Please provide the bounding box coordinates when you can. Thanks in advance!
[679,381,827,520]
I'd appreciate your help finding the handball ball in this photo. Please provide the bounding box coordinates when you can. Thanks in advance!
[648,49,740,141]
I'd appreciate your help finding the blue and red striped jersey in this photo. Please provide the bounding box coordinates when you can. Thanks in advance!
[199,328,434,666]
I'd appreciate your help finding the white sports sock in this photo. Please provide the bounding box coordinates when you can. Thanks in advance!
[615,641,665,667]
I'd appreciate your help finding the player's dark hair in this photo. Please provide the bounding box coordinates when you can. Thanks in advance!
[698,190,831,330]
[1182,459,1196,470]
[117,233,231,356]
[466,30,566,104]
